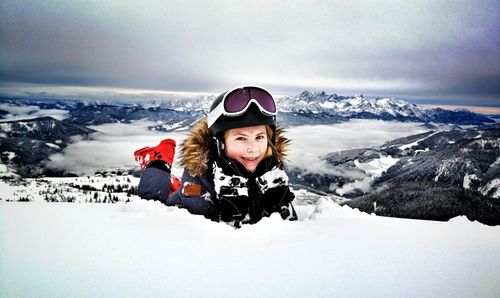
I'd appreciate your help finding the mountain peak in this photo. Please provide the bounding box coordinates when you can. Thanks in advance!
[299,90,312,97]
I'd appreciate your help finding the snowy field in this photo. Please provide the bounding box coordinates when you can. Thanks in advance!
[1,200,499,298]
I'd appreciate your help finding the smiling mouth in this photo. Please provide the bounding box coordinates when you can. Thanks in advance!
[242,157,259,161]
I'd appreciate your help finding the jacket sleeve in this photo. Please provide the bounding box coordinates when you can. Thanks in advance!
[175,170,214,215]
[137,167,214,216]
[137,167,179,206]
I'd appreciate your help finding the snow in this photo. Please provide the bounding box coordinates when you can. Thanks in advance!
[480,179,500,198]
[399,131,440,150]
[354,154,399,177]
[1,199,499,297]
[0,175,139,203]
[0,123,12,132]
[0,180,18,198]
[335,176,372,196]
[0,160,18,178]
[434,158,458,182]
[336,155,399,196]
[414,147,430,153]
[470,138,500,149]
[463,173,479,189]
[45,143,61,149]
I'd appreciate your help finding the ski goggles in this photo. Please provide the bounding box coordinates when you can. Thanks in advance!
[207,86,277,128]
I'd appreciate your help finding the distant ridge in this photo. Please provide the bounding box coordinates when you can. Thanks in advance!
[1,91,496,131]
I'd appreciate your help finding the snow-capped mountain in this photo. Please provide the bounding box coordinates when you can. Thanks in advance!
[277,91,494,125]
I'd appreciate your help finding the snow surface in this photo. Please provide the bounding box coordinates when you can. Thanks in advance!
[463,173,479,189]
[480,178,500,198]
[0,175,140,203]
[1,200,499,298]
[399,131,440,150]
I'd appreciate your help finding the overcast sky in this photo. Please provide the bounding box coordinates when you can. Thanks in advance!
[1,0,499,106]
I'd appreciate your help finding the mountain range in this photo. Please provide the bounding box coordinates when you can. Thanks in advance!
[289,123,499,198]
[1,93,499,224]
[1,91,495,129]
[277,91,495,125]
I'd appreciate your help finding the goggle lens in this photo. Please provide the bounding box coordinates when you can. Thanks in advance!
[224,87,276,114]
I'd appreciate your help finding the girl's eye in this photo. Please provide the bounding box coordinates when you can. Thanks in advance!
[256,135,265,140]
[235,137,245,141]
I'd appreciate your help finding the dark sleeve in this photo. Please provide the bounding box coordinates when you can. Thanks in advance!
[176,170,214,215]
[137,167,178,206]
[138,167,215,215]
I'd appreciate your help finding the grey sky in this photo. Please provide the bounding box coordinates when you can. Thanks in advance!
[1,0,499,105]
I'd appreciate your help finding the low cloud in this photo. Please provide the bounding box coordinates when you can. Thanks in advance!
[0,103,69,121]
[286,120,429,174]
[46,119,430,177]
[45,120,189,176]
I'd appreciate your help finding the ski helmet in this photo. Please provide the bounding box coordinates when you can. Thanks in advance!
[207,86,277,138]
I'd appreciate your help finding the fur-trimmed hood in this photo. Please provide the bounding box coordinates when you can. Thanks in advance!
[180,118,290,177]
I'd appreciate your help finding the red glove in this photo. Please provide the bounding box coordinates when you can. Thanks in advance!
[134,139,176,169]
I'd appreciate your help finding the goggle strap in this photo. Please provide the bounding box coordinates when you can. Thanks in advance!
[207,101,225,128]
[207,99,276,129]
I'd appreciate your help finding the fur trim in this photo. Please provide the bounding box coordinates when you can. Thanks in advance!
[180,118,290,177]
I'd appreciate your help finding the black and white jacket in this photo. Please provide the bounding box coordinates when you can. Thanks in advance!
[138,119,297,226]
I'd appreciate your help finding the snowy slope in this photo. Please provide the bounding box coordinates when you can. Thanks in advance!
[1,200,499,298]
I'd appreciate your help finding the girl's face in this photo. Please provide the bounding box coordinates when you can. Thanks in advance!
[224,125,268,173]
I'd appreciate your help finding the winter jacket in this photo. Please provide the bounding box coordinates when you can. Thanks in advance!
[138,119,297,225]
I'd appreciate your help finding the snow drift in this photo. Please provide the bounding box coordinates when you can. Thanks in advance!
[1,199,499,298]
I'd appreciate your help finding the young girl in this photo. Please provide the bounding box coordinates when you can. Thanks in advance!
[135,86,297,227]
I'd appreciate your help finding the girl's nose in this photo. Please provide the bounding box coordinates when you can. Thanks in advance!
[247,144,259,154]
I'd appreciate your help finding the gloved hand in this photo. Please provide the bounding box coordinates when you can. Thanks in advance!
[280,203,298,221]
[134,139,176,169]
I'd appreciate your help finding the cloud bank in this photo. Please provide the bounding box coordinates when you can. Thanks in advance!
[1,0,499,105]
[46,119,429,177]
